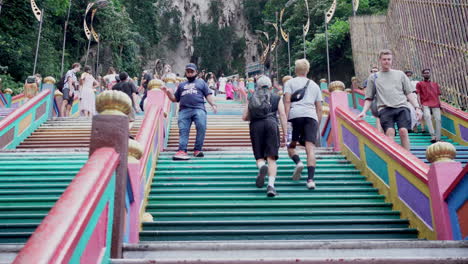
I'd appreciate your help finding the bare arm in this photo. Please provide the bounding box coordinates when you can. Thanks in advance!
[407,92,423,120]
[242,105,250,121]
[206,94,218,113]
[356,99,372,119]
[284,93,291,119]
[161,86,177,102]
[315,100,323,126]
[277,98,288,145]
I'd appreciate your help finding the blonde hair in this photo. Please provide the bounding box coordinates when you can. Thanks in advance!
[295,59,310,75]
[379,49,392,59]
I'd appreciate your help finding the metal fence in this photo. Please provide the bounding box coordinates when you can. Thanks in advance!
[350,0,468,110]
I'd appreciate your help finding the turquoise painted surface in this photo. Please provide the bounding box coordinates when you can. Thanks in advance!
[69,174,115,264]
[71,100,80,116]
[365,145,389,185]
[442,115,456,135]
[1,94,51,149]
[146,152,153,182]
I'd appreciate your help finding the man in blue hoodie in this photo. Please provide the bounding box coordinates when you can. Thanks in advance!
[161,63,218,160]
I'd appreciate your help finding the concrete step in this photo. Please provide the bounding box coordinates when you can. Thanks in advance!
[113,240,468,264]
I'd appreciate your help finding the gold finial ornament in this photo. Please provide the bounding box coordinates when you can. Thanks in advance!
[328,81,345,93]
[345,88,352,93]
[128,139,144,163]
[320,79,327,83]
[96,90,132,116]
[54,89,63,97]
[142,212,154,222]
[426,142,456,163]
[4,88,13,95]
[43,76,56,84]
[351,76,358,82]
[164,76,176,84]
[148,79,164,90]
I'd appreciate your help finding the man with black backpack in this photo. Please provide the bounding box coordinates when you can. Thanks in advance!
[59,63,81,117]
[242,76,288,197]
[284,59,323,190]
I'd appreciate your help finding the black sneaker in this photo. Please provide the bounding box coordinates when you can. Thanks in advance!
[430,139,437,144]
[267,185,277,197]
[193,150,204,157]
[256,164,268,188]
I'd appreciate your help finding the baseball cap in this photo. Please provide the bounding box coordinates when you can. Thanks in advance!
[256,75,272,89]
[185,63,197,71]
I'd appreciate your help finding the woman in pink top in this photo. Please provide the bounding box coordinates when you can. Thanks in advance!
[225,79,234,100]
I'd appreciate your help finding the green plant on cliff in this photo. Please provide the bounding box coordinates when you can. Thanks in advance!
[192,0,246,76]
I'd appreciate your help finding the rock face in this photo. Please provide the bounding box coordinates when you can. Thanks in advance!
[147,0,258,75]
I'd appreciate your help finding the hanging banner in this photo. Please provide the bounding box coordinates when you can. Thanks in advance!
[279,8,289,42]
[30,0,42,22]
[303,0,310,36]
[90,9,99,42]
[353,0,359,13]
[325,0,337,24]
[261,44,270,64]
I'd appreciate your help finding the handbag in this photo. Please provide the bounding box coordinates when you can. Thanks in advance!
[291,80,310,103]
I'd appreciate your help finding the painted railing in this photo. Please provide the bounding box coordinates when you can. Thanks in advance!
[11,94,26,108]
[444,164,468,240]
[0,89,52,149]
[127,87,172,243]
[13,148,119,264]
[330,89,466,240]
[351,88,468,145]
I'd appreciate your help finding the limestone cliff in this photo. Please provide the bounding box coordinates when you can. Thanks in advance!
[146,0,258,75]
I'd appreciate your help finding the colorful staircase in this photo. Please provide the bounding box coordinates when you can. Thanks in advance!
[117,97,468,263]
[140,98,418,241]
[361,115,468,165]
[0,115,143,246]
[17,116,142,149]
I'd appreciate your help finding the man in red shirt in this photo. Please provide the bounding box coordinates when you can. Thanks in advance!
[416,69,441,143]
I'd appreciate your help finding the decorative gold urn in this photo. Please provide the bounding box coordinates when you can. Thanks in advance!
[164,76,176,84]
[96,90,132,116]
[3,88,13,95]
[43,76,56,84]
[426,142,456,163]
[148,79,164,91]
[54,89,63,97]
[328,81,345,93]
[128,139,144,163]
[142,212,154,222]
[320,79,327,83]
[345,88,352,93]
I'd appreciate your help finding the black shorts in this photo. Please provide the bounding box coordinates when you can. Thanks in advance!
[249,119,280,160]
[62,88,74,105]
[379,107,411,132]
[290,117,318,146]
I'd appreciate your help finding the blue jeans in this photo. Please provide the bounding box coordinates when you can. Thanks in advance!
[178,108,207,152]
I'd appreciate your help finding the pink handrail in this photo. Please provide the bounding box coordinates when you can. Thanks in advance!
[13,148,119,264]
[0,89,50,131]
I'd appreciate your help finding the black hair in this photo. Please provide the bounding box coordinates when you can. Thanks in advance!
[119,72,128,81]
[422,68,431,74]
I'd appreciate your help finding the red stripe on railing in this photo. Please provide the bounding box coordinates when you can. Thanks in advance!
[444,164,468,199]
[12,94,25,102]
[0,89,51,131]
[13,148,119,264]
[336,107,429,183]
[136,104,163,175]
[441,102,468,122]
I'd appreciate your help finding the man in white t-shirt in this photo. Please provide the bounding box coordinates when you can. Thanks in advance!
[284,59,323,190]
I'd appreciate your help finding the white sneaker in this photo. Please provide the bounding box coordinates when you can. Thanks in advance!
[306,179,316,189]
[292,162,304,181]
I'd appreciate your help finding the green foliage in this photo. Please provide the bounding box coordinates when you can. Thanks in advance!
[193,0,246,76]
[0,74,23,95]
[0,0,183,84]
[245,0,389,83]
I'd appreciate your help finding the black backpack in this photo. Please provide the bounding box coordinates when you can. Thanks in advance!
[56,74,67,92]
[248,88,274,120]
